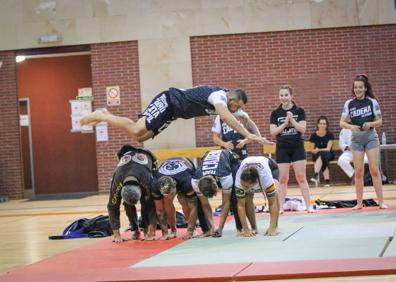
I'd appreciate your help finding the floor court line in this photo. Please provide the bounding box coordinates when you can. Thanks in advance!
[282,226,304,241]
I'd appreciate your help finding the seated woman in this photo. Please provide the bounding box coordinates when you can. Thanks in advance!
[309,116,335,187]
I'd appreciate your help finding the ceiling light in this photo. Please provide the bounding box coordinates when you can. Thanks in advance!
[16,56,26,63]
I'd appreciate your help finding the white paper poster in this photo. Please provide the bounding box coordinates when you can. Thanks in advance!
[70,99,93,133]
[95,122,108,142]
[70,100,83,116]
[78,87,92,97]
[20,115,29,126]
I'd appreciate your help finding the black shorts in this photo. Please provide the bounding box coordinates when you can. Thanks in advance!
[275,142,306,164]
[139,91,175,137]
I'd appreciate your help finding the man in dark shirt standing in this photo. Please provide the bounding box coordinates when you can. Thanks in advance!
[107,144,158,242]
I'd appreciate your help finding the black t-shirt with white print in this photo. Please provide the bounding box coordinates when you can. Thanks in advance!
[168,86,227,119]
[270,104,306,147]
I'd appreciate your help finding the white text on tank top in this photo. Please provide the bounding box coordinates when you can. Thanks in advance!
[202,150,222,176]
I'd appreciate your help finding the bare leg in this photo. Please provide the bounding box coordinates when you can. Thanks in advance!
[314,157,322,175]
[177,193,191,220]
[154,199,169,240]
[292,160,313,213]
[310,157,322,187]
[352,150,366,209]
[164,195,177,238]
[366,147,388,209]
[197,195,214,235]
[182,196,199,240]
[137,130,155,142]
[278,163,291,214]
[80,109,150,140]
[323,168,330,181]
[245,193,257,234]
[214,192,231,237]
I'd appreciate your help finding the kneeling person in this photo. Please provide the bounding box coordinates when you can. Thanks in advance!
[235,156,280,237]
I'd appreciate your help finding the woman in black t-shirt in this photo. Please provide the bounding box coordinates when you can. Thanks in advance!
[270,85,313,213]
[309,116,335,187]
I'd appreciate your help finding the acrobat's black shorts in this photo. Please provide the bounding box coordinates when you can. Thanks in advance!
[275,142,306,164]
[139,91,175,137]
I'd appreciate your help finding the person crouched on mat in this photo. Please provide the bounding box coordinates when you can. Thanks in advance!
[234,156,280,237]
[151,157,210,240]
[107,144,158,242]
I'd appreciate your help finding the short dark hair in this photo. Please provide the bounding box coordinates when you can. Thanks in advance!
[198,176,218,198]
[240,167,259,184]
[158,176,177,195]
[230,89,248,104]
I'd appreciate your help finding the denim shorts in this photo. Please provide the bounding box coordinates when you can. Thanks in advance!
[351,129,379,152]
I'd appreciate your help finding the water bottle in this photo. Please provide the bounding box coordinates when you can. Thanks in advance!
[381,132,387,145]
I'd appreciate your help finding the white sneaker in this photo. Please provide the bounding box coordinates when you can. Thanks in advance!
[310,177,319,187]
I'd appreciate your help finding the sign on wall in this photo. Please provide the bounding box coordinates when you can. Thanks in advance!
[106,86,121,106]
[70,87,93,133]
[95,122,109,142]
[20,115,29,126]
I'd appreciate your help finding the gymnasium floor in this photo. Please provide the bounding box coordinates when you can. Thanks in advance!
[0,184,396,281]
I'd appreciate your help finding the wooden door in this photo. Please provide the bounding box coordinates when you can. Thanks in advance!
[17,55,98,194]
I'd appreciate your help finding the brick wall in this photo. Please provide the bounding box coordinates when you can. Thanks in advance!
[191,24,396,183]
[0,51,24,198]
[90,42,141,193]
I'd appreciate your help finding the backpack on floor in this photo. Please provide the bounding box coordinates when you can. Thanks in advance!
[83,215,113,238]
[49,215,112,240]
[139,211,188,230]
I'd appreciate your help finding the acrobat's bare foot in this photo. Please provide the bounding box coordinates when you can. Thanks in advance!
[307,208,316,213]
[80,109,109,126]
[352,204,363,210]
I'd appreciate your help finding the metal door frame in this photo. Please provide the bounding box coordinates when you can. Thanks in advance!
[19,98,35,194]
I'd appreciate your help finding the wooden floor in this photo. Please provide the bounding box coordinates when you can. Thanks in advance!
[1,184,396,281]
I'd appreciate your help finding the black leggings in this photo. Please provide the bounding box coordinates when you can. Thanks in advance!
[312,151,335,172]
